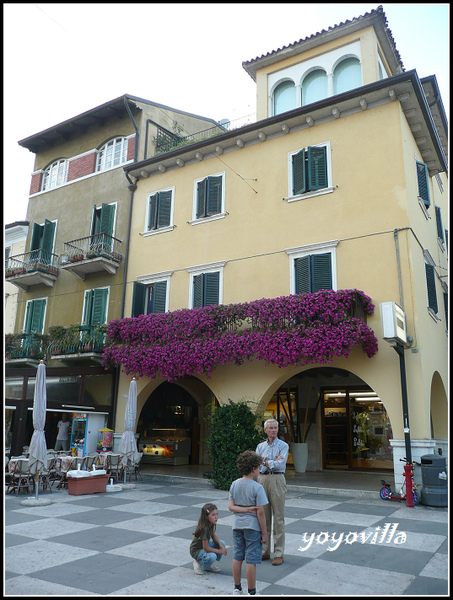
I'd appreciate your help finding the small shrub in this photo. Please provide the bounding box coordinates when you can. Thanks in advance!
[206,400,263,490]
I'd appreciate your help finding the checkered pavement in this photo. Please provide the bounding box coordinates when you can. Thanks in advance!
[5,477,449,596]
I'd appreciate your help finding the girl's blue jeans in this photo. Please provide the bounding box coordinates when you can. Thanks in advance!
[196,540,226,570]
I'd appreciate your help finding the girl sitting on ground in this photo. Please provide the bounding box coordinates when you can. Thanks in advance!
[190,503,227,574]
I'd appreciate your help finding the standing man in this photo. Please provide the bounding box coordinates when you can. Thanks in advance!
[55,413,71,452]
[256,418,288,565]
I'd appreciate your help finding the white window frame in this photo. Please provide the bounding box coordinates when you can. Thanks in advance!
[96,137,128,172]
[136,271,173,313]
[189,172,226,224]
[143,187,175,236]
[81,286,110,326]
[286,141,334,202]
[186,261,226,308]
[42,159,68,190]
[285,240,339,294]
[23,297,47,335]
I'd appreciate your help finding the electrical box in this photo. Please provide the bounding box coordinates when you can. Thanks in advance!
[380,302,407,345]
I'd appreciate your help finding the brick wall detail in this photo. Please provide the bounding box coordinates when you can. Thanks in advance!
[67,152,97,182]
[127,136,136,161]
[30,172,43,195]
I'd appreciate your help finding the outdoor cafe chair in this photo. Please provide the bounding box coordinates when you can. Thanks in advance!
[106,453,123,482]
[129,452,144,481]
[7,458,34,495]
[38,456,57,492]
[82,453,98,471]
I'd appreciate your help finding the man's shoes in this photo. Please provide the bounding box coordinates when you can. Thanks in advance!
[261,554,270,560]
[272,556,284,566]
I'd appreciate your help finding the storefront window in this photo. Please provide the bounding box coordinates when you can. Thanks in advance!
[83,374,113,407]
[26,376,81,404]
[323,389,392,470]
[5,408,15,451]
[5,377,24,400]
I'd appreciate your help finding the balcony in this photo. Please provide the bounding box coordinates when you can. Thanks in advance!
[5,250,59,291]
[60,233,123,280]
[48,324,107,365]
[5,333,48,367]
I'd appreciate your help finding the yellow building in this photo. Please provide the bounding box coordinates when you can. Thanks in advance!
[111,7,448,483]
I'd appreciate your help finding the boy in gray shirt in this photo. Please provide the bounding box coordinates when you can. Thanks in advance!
[228,450,268,595]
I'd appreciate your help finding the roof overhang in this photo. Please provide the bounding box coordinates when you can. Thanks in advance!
[18,95,139,154]
[125,70,447,183]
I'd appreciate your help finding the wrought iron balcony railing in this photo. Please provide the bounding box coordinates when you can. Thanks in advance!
[60,233,123,265]
[5,333,47,361]
[5,249,59,279]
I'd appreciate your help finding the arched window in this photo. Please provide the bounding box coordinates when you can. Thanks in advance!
[273,80,296,115]
[42,159,68,190]
[333,57,362,95]
[96,137,129,172]
[301,69,328,106]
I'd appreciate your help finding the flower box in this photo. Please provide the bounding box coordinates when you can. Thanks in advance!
[68,473,108,495]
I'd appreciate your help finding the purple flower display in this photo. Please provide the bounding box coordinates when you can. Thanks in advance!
[102,289,378,381]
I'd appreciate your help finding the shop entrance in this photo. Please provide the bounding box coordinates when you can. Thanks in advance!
[322,387,393,470]
[137,382,200,465]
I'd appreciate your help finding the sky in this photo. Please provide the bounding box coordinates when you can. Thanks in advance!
[3,3,449,226]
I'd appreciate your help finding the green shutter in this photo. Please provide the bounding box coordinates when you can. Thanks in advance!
[193,274,204,307]
[206,176,222,215]
[416,161,430,206]
[91,288,108,325]
[132,282,146,317]
[307,146,328,190]
[292,149,306,195]
[311,253,332,291]
[24,299,46,334]
[157,190,172,228]
[30,223,43,251]
[83,290,93,325]
[196,179,207,218]
[151,281,167,313]
[204,272,220,305]
[99,203,115,251]
[425,264,438,313]
[295,256,310,293]
[41,220,56,263]
[435,206,444,242]
[148,193,158,230]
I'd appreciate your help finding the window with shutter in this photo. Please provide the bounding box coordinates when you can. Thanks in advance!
[295,253,332,293]
[132,280,168,316]
[435,206,445,243]
[194,174,224,220]
[96,138,128,172]
[83,288,108,327]
[30,219,56,264]
[192,272,220,307]
[24,299,46,334]
[425,263,438,314]
[148,190,172,231]
[416,161,430,207]
[290,144,330,198]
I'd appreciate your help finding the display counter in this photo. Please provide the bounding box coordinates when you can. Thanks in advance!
[139,429,191,465]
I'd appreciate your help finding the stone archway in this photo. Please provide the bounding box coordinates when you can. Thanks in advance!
[430,371,448,438]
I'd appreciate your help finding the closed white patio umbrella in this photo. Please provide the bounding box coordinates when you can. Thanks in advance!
[119,377,140,483]
[27,360,50,503]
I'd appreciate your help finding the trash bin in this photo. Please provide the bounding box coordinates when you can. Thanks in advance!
[420,454,448,507]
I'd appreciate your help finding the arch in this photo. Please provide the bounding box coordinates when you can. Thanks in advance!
[273,79,297,115]
[430,371,448,438]
[301,68,328,106]
[253,366,394,472]
[333,56,362,95]
[96,136,129,171]
[42,158,68,190]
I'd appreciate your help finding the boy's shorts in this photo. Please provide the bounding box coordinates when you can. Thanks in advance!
[233,529,262,564]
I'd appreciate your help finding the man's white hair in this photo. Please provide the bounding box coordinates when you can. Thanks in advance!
[264,418,279,429]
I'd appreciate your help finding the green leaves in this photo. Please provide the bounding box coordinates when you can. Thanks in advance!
[206,401,263,490]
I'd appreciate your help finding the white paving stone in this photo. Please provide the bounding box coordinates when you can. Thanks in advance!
[419,553,449,579]
[303,509,383,527]
[5,540,98,575]
[6,517,97,540]
[286,497,342,510]
[277,558,415,595]
[109,500,180,515]
[108,514,195,534]
[107,535,190,566]
[5,575,97,595]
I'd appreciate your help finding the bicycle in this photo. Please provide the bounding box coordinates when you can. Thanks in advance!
[380,457,420,504]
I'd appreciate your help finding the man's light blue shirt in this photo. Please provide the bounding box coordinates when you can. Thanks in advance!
[256,438,289,473]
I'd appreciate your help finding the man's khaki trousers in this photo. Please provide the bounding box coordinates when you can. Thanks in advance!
[257,473,287,558]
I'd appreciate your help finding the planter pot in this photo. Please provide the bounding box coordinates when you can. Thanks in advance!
[291,442,308,473]
[68,474,108,495]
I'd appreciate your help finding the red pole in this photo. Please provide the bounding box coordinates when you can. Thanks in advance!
[404,463,414,507]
